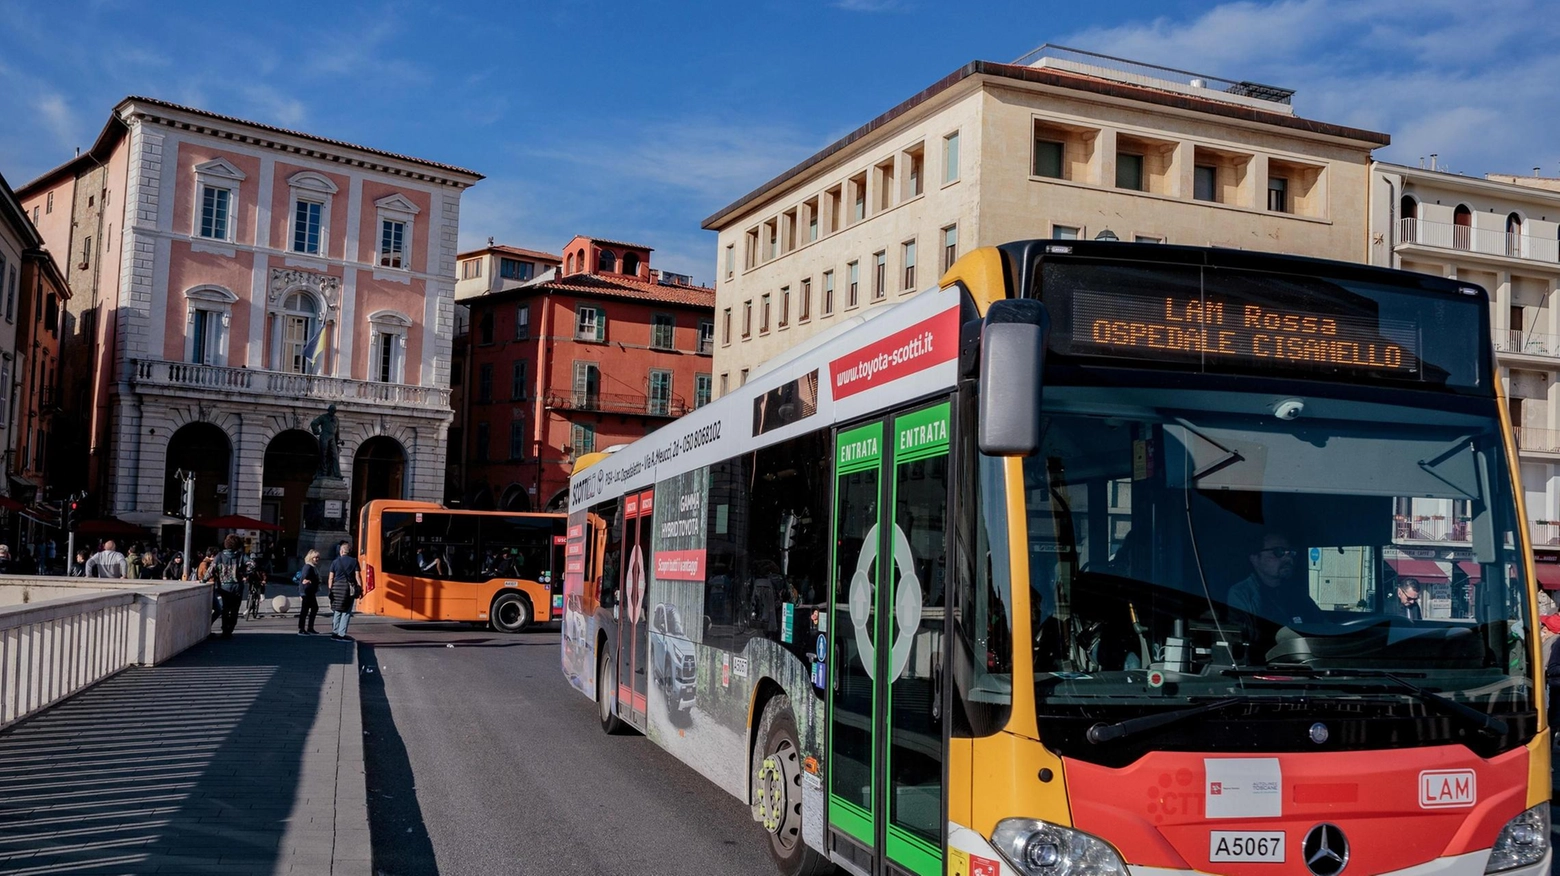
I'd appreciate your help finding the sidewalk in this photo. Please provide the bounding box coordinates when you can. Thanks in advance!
[0,614,370,875]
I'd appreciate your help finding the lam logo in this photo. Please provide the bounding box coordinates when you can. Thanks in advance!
[1419,770,1476,808]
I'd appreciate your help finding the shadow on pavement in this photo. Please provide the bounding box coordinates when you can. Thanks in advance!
[0,629,351,875]
[359,642,440,876]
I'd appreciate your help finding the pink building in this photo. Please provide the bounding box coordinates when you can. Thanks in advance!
[17,97,482,550]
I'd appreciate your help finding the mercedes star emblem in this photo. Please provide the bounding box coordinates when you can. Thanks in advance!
[1303,824,1349,876]
[1309,722,1330,744]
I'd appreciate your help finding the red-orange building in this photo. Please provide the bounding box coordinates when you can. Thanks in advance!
[452,235,715,510]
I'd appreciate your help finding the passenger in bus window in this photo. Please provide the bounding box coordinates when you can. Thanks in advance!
[1225,532,1324,652]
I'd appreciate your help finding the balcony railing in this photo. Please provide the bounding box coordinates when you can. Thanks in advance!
[1394,518,1470,543]
[1399,218,1560,263]
[1514,426,1560,454]
[1533,521,1560,548]
[545,391,689,418]
[1494,329,1560,359]
[131,359,452,411]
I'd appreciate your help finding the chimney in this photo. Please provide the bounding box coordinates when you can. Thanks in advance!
[1537,167,1543,177]
[1430,154,1438,171]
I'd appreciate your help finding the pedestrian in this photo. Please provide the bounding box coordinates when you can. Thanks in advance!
[206,534,247,638]
[66,550,87,577]
[243,561,265,620]
[126,544,142,580]
[162,552,186,581]
[140,549,162,580]
[0,545,14,575]
[326,540,362,641]
[85,540,127,579]
[297,549,322,635]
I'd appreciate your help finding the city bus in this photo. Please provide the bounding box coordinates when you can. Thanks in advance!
[561,241,1550,876]
[358,499,565,632]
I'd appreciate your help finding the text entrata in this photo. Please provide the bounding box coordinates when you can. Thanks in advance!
[1074,291,1418,374]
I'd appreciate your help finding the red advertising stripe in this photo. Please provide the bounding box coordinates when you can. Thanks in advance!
[830,305,959,399]
[625,495,639,516]
[655,549,706,581]
[640,490,654,513]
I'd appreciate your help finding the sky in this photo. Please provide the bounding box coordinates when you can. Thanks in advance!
[2,0,1557,281]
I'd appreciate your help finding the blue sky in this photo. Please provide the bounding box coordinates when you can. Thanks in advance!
[2,0,1556,280]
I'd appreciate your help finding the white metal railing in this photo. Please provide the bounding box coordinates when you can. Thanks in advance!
[1514,426,1560,454]
[1494,329,1560,359]
[0,580,211,730]
[131,359,452,411]
[1399,218,1560,263]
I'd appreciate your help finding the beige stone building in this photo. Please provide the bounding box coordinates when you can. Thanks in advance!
[703,46,1390,388]
[1368,161,1560,576]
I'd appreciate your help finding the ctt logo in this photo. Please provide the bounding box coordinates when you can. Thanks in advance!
[1419,770,1476,808]
[1209,783,1223,796]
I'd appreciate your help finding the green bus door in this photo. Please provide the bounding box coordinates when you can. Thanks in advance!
[827,401,950,876]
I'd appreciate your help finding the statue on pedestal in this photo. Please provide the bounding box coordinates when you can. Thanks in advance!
[309,404,343,480]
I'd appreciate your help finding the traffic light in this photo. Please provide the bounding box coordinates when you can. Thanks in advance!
[64,492,84,532]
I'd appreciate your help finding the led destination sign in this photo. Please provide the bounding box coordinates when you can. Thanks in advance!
[1072,289,1421,376]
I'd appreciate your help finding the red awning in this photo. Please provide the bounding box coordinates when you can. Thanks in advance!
[0,496,25,512]
[1386,557,1449,583]
[195,514,282,532]
[1535,563,1560,591]
[1456,561,1482,582]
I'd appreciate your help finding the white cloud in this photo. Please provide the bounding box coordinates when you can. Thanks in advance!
[32,94,81,153]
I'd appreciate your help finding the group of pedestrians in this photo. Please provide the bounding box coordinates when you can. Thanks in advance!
[208,536,364,642]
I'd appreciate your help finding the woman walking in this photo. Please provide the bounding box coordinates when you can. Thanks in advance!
[298,549,322,635]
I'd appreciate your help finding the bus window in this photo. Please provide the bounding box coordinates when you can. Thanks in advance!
[479,516,555,581]
[381,512,420,576]
[420,513,480,581]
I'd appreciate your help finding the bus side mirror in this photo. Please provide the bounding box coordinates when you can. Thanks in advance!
[978,299,1049,456]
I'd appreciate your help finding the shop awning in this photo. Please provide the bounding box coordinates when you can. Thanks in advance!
[1534,562,1560,591]
[1386,557,1450,583]
[0,496,26,513]
[1456,561,1482,582]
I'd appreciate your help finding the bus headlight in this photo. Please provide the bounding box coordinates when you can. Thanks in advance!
[991,818,1128,876]
[1485,803,1550,873]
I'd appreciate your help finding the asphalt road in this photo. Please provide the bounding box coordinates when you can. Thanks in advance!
[352,614,777,876]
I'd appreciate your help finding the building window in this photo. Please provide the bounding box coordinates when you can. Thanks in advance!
[698,319,714,354]
[45,192,53,213]
[847,262,859,308]
[851,172,868,224]
[597,249,617,272]
[943,131,960,184]
[515,304,529,340]
[374,330,398,383]
[1267,176,1289,213]
[478,363,493,403]
[651,314,676,350]
[760,294,771,333]
[742,301,752,338]
[905,144,924,197]
[694,374,712,409]
[719,372,729,397]
[1193,165,1218,202]
[575,306,605,342]
[740,368,748,386]
[942,225,957,271]
[80,236,91,270]
[725,245,735,279]
[1053,225,1080,240]
[500,258,532,280]
[279,291,324,374]
[799,278,812,322]
[199,186,232,240]
[511,360,527,400]
[191,309,220,365]
[509,418,526,461]
[478,312,494,344]
[1134,235,1165,244]
[1033,139,1064,179]
[570,422,596,456]
[722,307,732,345]
[573,362,601,409]
[293,199,323,254]
[873,251,886,300]
[649,370,673,416]
[779,287,790,328]
[902,240,916,290]
[1116,153,1144,191]
[808,205,819,241]
[475,422,490,462]
[823,271,835,315]
[379,219,406,268]
[31,207,38,224]
[461,259,482,280]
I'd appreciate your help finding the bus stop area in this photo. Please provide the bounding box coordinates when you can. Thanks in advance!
[0,620,370,875]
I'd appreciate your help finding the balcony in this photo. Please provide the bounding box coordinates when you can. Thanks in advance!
[545,391,689,418]
[1494,329,1560,360]
[1513,426,1560,455]
[1398,218,1560,263]
[1533,521,1560,548]
[1394,517,1470,543]
[130,359,452,412]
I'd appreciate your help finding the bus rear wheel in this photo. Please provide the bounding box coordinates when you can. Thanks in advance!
[490,592,531,633]
[752,695,829,876]
[597,645,628,735]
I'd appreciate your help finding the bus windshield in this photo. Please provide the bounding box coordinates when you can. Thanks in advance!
[1017,384,1532,749]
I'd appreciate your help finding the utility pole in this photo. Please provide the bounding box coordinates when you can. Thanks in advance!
[174,469,196,577]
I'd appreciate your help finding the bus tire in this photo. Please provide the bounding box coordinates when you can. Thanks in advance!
[752,695,830,876]
[597,645,628,735]
[490,592,531,633]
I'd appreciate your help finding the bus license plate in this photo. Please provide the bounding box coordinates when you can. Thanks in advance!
[1209,831,1284,863]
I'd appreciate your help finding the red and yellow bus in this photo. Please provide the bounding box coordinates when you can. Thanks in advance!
[563,241,1550,876]
[358,500,565,632]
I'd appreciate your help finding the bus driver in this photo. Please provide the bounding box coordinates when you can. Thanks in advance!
[1225,532,1325,654]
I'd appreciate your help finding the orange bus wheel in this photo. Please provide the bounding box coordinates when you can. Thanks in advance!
[490,592,532,633]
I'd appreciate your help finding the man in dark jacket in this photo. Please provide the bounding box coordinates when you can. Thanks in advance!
[206,535,248,638]
[327,540,362,641]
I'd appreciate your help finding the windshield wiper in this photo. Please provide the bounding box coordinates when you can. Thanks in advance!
[1086,697,1246,744]
[1223,667,1507,737]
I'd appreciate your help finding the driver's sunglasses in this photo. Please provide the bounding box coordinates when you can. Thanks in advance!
[1259,548,1299,559]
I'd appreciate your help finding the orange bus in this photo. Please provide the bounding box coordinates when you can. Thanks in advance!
[357,499,566,632]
